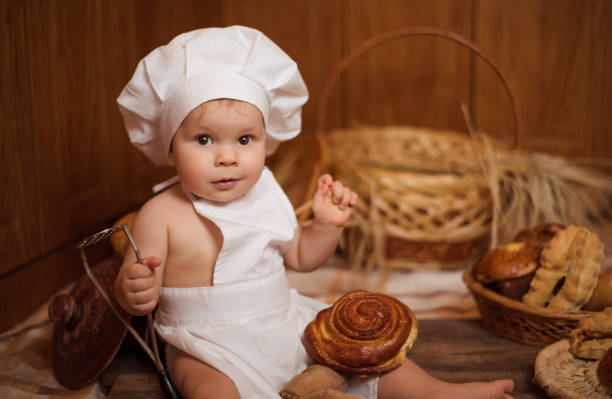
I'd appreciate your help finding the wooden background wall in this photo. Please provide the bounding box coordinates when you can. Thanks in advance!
[1,0,611,332]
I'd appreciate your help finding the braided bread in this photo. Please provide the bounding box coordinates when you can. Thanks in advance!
[303,290,418,376]
[522,225,603,310]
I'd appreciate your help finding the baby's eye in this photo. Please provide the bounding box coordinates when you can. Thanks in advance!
[238,136,252,145]
[197,135,211,145]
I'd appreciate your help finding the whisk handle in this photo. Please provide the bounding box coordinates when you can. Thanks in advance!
[121,224,143,264]
[157,370,182,399]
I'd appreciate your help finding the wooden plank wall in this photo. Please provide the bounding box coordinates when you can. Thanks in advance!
[1,0,611,332]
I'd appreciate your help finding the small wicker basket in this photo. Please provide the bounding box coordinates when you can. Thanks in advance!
[534,339,612,398]
[304,26,521,272]
[462,267,595,346]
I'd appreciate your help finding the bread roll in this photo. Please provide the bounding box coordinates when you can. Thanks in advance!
[110,211,138,257]
[473,242,540,284]
[303,290,417,376]
[570,307,612,360]
[279,364,349,399]
[585,269,612,311]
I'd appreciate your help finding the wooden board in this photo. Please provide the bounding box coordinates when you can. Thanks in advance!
[473,0,612,157]
[0,0,40,275]
[341,0,474,132]
[411,319,548,398]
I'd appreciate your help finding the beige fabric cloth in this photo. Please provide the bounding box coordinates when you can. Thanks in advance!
[287,256,480,319]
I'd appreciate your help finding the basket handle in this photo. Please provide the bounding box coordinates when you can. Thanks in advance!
[301,26,522,221]
[315,26,521,153]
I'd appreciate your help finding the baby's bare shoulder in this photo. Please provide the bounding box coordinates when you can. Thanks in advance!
[155,187,219,286]
[128,186,196,241]
[140,185,191,217]
[147,185,218,242]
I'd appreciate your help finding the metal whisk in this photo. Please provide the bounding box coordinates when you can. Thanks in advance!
[78,224,181,399]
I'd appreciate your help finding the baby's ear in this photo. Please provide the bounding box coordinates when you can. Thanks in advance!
[265,137,280,156]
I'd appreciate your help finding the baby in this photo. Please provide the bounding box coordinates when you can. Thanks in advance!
[115,26,514,399]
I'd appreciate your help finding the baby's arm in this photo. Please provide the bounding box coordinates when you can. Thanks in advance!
[284,175,357,272]
[115,199,168,316]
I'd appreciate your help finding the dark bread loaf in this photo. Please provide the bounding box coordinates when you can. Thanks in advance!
[598,347,612,388]
[472,242,541,300]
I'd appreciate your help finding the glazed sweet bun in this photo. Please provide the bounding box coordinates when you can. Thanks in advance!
[303,290,418,376]
[513,223,565,248]
[598,347,612,389]
[472,242,542,300]
[569,307,612,360]
[473,242,541,284]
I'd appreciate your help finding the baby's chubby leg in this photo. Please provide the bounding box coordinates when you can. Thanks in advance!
[378,358,514,399]
[171,351,240,399]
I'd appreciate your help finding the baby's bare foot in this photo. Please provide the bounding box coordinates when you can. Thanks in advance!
[436,379,514,399]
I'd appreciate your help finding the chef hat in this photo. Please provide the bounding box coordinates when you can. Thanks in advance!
[117,26,309,165]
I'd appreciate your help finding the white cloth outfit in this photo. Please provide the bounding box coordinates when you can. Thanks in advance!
[155,167,378,399]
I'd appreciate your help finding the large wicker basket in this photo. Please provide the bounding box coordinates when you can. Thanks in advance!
[462,266,595,346]
[304,26,521,272]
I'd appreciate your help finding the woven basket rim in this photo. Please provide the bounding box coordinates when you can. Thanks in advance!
[462,266,594,320]
[534,339,612,399]
[330,160,487,179]
[328,124,473,137]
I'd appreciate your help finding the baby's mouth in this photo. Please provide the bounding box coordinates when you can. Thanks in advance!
[212,178,239,190]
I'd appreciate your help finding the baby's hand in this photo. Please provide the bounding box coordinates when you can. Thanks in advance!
[312,174,358,227]
[116,256,161,316]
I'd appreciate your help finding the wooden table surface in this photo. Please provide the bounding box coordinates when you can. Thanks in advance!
[105,318,551,398]
[410,319,549,399]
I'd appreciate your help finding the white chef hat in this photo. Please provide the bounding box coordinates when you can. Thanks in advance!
[117,25,309,165]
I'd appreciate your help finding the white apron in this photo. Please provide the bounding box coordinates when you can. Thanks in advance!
[155,167,377,398]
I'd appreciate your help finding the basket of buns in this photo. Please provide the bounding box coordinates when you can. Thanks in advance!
[463,223,611,346]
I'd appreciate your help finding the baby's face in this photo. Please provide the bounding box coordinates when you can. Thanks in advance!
[169,99,266,203]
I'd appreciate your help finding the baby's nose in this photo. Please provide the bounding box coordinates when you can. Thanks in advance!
[214,145,238,166]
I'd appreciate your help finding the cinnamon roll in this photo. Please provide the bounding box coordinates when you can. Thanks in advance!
[303,290,418,376]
